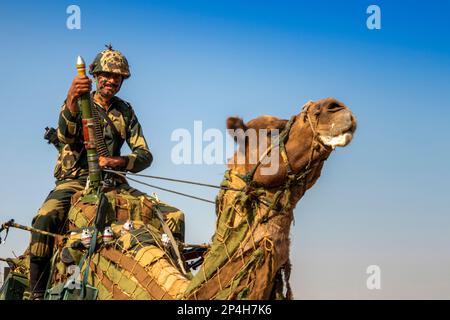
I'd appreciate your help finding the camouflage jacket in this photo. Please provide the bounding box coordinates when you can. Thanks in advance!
[54,95,153,181]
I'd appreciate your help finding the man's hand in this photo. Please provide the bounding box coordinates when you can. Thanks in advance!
[99,156,128,169]
[66,75,92,115]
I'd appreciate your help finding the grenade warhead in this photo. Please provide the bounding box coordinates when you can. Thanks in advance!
[102,226,114,244]
[81,229,93,248]
[121,220,134,235]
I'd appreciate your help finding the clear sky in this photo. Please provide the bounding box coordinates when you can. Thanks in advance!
[0,0,449,299]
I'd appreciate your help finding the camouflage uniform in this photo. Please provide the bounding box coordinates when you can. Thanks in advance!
[29,47,154,298]
[29,97,153,296]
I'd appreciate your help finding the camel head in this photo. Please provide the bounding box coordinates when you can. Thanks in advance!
[226,97,357,189]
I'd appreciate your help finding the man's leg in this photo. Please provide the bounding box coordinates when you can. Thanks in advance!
[29,179,85,299]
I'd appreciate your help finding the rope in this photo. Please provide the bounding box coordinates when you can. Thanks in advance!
[110,171,216,204]
[102,169,244,192]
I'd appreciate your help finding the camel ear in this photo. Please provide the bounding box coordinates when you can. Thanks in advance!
[301,100,315,112]
[226,117,247,131]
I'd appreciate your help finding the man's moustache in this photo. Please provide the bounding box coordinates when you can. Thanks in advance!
[103,84,117,89]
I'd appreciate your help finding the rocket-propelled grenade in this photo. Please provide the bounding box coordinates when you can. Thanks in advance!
[76,56,101,189]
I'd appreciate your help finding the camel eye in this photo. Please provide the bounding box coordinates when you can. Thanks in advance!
[328,103,343,112]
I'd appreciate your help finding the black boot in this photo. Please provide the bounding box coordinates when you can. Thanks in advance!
[29,254,51,300]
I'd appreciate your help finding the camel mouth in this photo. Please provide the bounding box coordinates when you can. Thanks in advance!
[319,131,353,149]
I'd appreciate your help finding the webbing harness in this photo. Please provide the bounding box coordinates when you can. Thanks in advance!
[74,189,107,299]
[234,104,332,212]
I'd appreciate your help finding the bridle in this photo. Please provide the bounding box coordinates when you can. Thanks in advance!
[237,101,332,192]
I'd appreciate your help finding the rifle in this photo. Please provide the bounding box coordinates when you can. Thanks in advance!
[0,219,62,245]
[44,126,62,151]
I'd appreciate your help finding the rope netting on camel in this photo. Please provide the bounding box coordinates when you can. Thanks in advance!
[183,169,296,300]
[45,185,192,300]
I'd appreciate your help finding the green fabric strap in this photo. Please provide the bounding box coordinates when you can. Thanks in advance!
[243,115,296,182]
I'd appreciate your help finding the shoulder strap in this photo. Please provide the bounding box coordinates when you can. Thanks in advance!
[110,97,134,140]
[95,105,121,140]
[121,100,134,131]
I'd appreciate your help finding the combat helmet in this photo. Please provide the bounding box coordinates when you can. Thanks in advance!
[89,44,131,79]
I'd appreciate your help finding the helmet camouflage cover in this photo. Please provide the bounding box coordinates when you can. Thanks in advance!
[89,45,131,79]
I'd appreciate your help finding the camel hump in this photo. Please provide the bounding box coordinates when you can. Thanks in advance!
[227,115,288,132]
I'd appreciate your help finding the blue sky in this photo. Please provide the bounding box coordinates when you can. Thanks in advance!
[0,0,449,298]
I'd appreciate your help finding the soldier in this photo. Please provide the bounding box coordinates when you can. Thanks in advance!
[28,46,154,300]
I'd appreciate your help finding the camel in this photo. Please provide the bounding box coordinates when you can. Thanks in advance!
[0,97,356,300]
[183,97,357,299]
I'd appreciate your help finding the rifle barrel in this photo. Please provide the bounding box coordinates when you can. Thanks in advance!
[1,220,61,238]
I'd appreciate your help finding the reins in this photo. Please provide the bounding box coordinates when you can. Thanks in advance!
[103,105,330,207]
